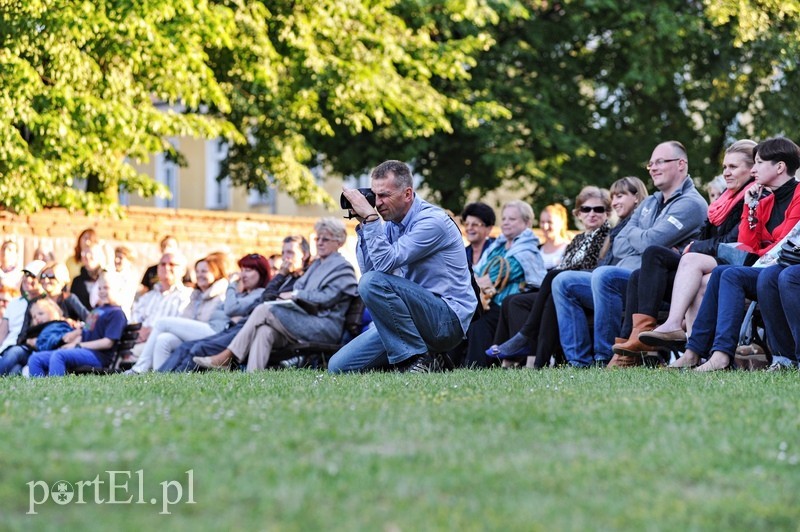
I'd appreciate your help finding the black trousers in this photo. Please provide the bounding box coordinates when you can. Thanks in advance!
[463,304,502,368]
[493,269,565,368]
[620,245,678,337]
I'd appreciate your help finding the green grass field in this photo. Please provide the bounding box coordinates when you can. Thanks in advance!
[2,368,799,531]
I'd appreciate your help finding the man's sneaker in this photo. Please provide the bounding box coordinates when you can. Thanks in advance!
[399,353,434,373]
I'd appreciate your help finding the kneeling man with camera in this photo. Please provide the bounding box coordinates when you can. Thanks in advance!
[328,160,477,373]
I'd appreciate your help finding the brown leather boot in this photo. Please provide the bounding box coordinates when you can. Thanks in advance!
[612,313,658,357]
[607,353,643,368]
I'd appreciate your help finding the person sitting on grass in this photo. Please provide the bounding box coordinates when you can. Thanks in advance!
[27,272,127,377]
[158,238,310,373]
[193,218,358,372]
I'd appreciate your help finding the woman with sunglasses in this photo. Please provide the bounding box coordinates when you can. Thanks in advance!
[39,262,89,326]
[611,140,757,366]
[486,184,635,367]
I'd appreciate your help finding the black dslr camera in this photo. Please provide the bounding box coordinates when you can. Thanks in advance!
[340,188,376,219]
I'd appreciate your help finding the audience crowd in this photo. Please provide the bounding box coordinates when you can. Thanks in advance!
[2,136,800,376]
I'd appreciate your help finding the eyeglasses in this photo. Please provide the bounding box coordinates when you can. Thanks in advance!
[463,221,486,229]
[39,273,57,280]
[646,158,680,171]
[579,206,606,214]
[314,237,334,244]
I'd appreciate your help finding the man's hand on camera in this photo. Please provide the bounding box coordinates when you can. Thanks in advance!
[342,187,377,221]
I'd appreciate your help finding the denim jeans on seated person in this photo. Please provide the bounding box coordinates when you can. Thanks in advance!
[685,265,759,358]
[756,264,800,365]
[590,266,633,362]
[0,345,33,376]
[158,321,245,372]
[552,270,595,367]
[28,347,102,377]
[328,271,463,373]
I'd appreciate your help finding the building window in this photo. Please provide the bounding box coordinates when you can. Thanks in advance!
[205,139,230,210]
[247,187,275,209]
[155,149,179,208]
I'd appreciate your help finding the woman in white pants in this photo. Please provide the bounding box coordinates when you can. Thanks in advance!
[127,253,270,373]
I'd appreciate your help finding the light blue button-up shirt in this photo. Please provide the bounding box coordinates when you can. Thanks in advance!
[357,195,477,335]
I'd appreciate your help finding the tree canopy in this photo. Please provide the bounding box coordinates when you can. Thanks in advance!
[2,0,799,215]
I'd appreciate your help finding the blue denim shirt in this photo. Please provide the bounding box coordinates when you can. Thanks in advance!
[357,195,477,335]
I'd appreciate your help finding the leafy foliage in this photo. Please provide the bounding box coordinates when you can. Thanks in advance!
[2,0,799,215]
[0,0,243,213]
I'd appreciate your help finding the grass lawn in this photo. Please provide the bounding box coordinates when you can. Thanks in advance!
[1,368,799,531]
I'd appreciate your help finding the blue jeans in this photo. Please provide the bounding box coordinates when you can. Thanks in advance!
[686,265,759,357]
[328,271,463,373]
[158,322,244,372]
[0,345,33,376]
[757,264,800,363]
[591,266,632,360]
[552,271,595,367]
[28,348,102,377]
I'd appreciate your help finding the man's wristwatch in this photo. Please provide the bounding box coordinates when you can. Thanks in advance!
[76,343,82,349]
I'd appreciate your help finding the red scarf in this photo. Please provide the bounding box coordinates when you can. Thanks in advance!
[707,186,749,226]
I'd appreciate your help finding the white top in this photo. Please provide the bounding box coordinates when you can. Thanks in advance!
[540,246,566,270]
[0,297,28,352]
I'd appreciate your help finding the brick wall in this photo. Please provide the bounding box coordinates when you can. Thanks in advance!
[0,206,359,275]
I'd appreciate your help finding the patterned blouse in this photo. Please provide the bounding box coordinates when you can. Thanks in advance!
[558,222,611,271]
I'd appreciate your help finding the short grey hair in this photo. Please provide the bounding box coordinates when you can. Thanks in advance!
[502,200,534,227]
[371,160,413,190]
[314,217,347,245]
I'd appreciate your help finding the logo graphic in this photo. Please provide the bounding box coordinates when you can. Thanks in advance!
[50,481,74,505]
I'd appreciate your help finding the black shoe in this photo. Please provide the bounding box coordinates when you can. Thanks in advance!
[398,353,434,373]
[279,355,307,369]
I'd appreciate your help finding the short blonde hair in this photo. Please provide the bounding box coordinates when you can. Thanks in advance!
[30,297,63,322]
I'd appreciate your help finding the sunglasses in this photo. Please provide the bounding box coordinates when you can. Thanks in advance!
[39,273,57,280]
[579,206,606,214]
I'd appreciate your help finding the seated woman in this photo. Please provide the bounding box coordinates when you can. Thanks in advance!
[38,261,89,326]
[193,218,358,371]
[28,271,127,377]
[127,253,233,374]
[462,200,546,368]
[611,139,756,364]
[757,261,800,370]
[486,186,616,367]
[538,204,571,270]
[670,136,800,370]
[70,242,106,311]
[158,237,311,373]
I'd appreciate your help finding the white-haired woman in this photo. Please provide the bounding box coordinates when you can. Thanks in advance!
[194,218,358,371]
[462,200,546,367]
